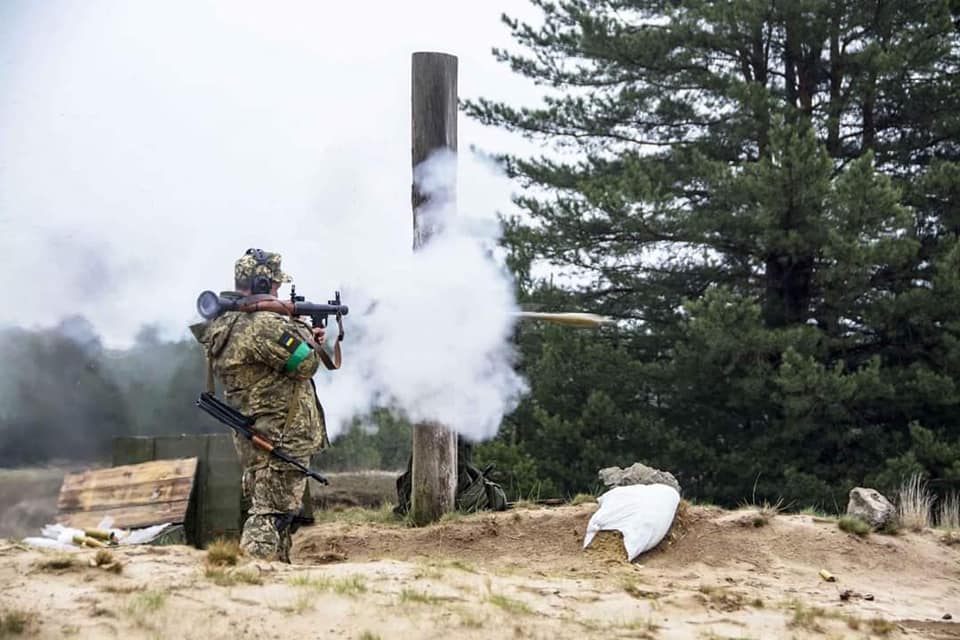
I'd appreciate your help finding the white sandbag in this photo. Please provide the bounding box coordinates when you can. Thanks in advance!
[22,537,77,551]
[582,483,680,561]
[119,523,172,545]
[40,523,85,544]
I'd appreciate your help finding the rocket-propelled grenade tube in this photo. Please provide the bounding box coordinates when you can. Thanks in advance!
[196,290,349,326]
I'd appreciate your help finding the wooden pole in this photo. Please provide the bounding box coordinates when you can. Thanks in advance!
[409,52,458,525]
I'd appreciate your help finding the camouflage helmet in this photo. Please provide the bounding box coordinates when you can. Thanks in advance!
[234,248,292,288]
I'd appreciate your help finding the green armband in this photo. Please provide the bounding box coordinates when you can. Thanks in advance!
[284,342,312,372]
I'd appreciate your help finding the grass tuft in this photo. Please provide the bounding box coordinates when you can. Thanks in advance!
[288,573,365,596]
[838,515,871,537]
[333,575,367,596]
[936,491,960,531]
[204,566,262,587]
[488,594,533,616]
[124,589,168,627]
[570,493,597,506]
[399,588,444,605]
[0,609,34,636]
[697,584,747,611]
[898,473,933,532]
[788,603,827,633]
[287,594,313,614]
[868,617,896,636]
[622,580,660,600]
[446,559,479,574]
[786,600,874,634]
[799,506,834,519]
[289,574,332,590]
[205,538,240,567]
[738,498,783,527]
[311,504,400,526]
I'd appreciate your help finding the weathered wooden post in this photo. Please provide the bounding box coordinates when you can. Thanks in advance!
[410,51,458,525]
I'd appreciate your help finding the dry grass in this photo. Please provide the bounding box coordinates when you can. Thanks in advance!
[205,538,240,567]
[288,573,366,596]
[622,580,661,600]
[123,590,167,628]
[204,566,262,587]
[569,493,597,506]
[399,588,446,605]
[799,506,834,519]
[488,593,533,615]
[898,473,933,532]
[936,491,960,531]
[0,609,35,637]
[311,504,400,526]
[786,600,891,635]
[286,594,314,614]
[868,617,896,636]
[738,498,783,527]
[333,575,367,596]
[101,583,144,595]
[697,584,748,611]
[838,515,871,537]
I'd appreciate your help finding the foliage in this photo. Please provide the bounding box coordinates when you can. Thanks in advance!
[838,515,871,537]
[468,0,960,506]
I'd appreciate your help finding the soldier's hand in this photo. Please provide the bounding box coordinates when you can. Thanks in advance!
[311,326,326,346]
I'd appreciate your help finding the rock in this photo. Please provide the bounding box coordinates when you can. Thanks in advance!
[846,487,896,530]
[598,463,681,495]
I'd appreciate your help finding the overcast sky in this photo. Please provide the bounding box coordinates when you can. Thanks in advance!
[0,0,545,346]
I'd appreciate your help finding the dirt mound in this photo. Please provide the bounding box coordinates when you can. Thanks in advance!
[296,504,600,574]
[296,503,953,579]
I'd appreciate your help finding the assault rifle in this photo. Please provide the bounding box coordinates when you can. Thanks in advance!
[196,392,329,485]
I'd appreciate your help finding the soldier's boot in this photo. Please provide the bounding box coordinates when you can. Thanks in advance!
[240,511,297,562]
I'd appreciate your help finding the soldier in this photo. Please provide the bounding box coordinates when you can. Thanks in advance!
[193,248,330,562]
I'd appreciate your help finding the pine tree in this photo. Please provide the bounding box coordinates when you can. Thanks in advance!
[468,0,960,505]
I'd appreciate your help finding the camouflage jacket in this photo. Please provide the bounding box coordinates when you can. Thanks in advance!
[192,293,329,460]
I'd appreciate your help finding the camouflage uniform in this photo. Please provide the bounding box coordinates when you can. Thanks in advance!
[193,251,329,562]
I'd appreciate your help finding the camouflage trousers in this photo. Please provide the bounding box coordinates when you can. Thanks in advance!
[235,436,307,563]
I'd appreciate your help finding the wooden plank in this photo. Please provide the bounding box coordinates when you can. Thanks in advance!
[58,458,196,507]
[59,458,196,494]
[57,476,195,512]
[57,500,191,530]
[56,458,198,530]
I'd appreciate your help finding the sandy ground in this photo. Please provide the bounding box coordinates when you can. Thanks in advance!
[1,504,958,639]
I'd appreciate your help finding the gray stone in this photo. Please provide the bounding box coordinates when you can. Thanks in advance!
[598,463,681,495]
[846,487,896,530]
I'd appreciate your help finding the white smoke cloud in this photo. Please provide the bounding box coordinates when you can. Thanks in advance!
[313,150,527,441]
[0,0,538,441]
